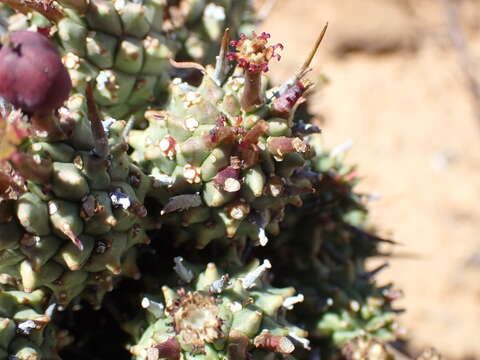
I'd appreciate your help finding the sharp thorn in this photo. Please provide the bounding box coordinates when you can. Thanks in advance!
[297,22,329,79]
[344,223,400,245]
[86,82,109,160]
[213,28,231,85]
[362,263,389,279]
[276,23,328,96]
[376,251,425,260]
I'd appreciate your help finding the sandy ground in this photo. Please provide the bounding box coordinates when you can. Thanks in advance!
[258,0,480,359]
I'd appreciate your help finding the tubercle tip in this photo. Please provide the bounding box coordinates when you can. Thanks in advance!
[221,28,231,54]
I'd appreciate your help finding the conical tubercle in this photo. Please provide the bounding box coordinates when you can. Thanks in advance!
[273,23,328,118]
[227,32,283,112]
[9,151,52,185]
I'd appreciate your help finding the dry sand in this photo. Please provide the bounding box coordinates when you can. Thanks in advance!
[259,0,480,358]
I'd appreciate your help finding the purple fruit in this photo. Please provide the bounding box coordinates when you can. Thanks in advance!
[0,31,72,113]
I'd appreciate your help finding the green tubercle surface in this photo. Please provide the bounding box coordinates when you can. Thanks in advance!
[131,259,308,360]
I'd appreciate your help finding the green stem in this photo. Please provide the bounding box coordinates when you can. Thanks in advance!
[241,70,263,112]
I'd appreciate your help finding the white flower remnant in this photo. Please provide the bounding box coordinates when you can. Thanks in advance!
[173,256,194,283]
[110,191,131,210]
[258,227,269,246]
[17,320,37,335]
[209,275,229,294]
[102,117,116,132]
[282,293,304,310]
[241,259,272,289]
[141,297,165,319]
[290,332,311,350]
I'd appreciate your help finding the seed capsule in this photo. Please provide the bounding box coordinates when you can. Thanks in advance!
[0,31,72,113]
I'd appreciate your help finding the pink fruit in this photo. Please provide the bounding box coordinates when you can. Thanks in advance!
[0,31,71,113]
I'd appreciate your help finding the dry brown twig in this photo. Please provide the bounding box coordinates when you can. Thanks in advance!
[0,0,64,22]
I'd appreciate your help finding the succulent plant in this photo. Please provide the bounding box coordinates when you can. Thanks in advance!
[128,29,326,253]
[265,134,403,358]
[1,0,254,119]
[0,288,68,360]
[0,2,417,358]
[130,259,308,360]
[0,44,153,308]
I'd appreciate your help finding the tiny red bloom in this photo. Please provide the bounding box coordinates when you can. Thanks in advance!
[227,32,283,73]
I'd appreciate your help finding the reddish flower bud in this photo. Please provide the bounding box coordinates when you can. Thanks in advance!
[228,32,283,111]
[149,337,181,360]
[207,117,236,148]
[253,331,295,354]
[267,136,308,158]
[272,81,308,118]
[238,121,269,167]
[242,120,269,146]
[214,158,242,192]
[0,31,72,113]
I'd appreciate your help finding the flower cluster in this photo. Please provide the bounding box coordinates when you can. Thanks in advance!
[227,32,283,73]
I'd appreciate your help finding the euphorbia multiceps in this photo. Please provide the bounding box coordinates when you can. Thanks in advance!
[0,3,409,358]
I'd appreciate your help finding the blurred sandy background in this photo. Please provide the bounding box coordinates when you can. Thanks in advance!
[256,0,480,359]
